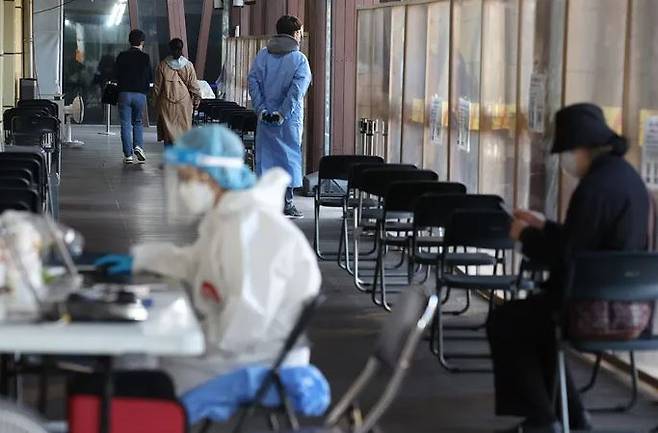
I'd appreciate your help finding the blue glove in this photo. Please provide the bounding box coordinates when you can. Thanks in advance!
[94,254,134,275]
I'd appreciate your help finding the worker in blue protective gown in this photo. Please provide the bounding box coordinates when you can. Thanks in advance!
[248,15,312,219]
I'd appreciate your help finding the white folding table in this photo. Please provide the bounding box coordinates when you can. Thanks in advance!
[0,289,205,433]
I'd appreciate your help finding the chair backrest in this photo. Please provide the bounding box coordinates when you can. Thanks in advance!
[414,193,503,229]
[567,252,658,302]
[444,209,513,250]
[360,168,438,197]
[348,163,415,190]
[0,399,48,433]
[17,99,59,118]
[0,188,41,213]
[319,155,384,182]
[232,295,325,433]
[324,290,438,433]
[384,181,466,214]
[0,167,35,185]
[11,116,59,148]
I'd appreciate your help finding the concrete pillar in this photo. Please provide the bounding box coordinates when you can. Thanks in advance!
[22,0,33,78]
[3,0,23,108]
[0,0,4,139]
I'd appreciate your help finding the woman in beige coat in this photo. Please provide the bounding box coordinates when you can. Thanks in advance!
[154,38,201,147]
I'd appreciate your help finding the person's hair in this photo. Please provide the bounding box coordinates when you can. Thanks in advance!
[129,29,146,47]
[276,15,302,37]
[169,38,184,60]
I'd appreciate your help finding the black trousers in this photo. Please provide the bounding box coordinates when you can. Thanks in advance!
[487,295,585,424]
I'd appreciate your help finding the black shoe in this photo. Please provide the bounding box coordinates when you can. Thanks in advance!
[497,421,562,433]
[284,205,304,219]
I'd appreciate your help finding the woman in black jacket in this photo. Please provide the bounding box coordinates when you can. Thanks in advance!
[488,103,650,433]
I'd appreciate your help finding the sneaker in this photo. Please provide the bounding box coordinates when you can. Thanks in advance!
[124,155,135,165]
[284,205,304,219]
[134,147,147,163]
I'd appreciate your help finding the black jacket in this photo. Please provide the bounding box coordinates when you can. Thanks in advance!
[114,47,153,94]
[521,154,649,305]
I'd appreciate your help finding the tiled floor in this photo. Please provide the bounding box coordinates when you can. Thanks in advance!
[54,125,657,432]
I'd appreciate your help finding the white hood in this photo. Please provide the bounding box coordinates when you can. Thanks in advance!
[214,168,291,216]
[165,56,191,70]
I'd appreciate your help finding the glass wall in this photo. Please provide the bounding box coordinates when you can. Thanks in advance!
[355,0,658,380]
[63,0,131,124]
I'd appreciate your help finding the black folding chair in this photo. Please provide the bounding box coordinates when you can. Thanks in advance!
[557,252,658,433]
[435,209,516,373]
[0,188,41,213]
[199,295,325,433]
[352,168,437,293]
[412,194,504,317]
[3,107,50,144]
[0,152,50,213]
[314,155,384,261]
[250,289,438,433]
[371,181,466,311]
[346,164,416,288]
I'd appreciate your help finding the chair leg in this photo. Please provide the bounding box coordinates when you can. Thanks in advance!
[579,354,602,393]
[558,350,571,433]
[588,351,639,413]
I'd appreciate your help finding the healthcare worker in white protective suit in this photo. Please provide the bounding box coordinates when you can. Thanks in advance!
[95,125,321,393]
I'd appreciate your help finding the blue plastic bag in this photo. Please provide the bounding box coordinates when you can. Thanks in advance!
[181,364,331,425]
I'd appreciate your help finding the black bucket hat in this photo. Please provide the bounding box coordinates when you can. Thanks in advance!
[552,103,628,155]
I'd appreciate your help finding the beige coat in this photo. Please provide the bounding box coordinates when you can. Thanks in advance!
[154,58,201,143]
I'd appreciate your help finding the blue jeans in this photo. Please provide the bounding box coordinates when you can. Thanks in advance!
[118,92,147,157]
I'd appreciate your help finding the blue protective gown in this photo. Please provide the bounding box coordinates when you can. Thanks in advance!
[248,35,312,187]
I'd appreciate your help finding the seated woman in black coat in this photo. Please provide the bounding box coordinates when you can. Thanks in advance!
[487,103,650,433]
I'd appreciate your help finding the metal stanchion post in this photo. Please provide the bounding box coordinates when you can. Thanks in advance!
[98,104,116,136]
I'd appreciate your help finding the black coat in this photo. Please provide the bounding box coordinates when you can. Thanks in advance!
[114,47,153,94]
[520,153,649,305]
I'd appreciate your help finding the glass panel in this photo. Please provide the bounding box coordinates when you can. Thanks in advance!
[137,0,169,124]
[627,0,658,379]
[450,0,482,193]
[478,0,518,204]
[387,6,406,163]
[423,1,450,178]
[400,4,428,167]
[561,0,628,215]
[63,0,131,124]
[356,9,374,154]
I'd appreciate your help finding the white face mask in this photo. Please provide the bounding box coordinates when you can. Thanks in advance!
[178,181,216,215]
[561,151,581,178]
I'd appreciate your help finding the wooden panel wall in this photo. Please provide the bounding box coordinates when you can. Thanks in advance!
[332,0,377,155]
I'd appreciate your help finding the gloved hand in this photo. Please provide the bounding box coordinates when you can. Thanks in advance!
[94,254,134,276]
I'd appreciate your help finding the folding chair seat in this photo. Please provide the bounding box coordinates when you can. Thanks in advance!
[556,252,658,431]
[433,209,515,373]
[313,155,384,262]
[250,290,438,433]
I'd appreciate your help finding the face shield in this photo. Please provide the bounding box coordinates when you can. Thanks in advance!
[164,150,248,223]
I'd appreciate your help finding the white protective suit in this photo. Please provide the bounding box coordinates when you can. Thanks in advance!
[131,168,321,393]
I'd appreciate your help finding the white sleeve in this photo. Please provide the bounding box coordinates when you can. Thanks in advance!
[131,242,198,283]
[216,223,321,354]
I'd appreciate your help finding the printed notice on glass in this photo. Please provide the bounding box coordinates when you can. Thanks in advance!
[429,95,442,143]
[643,116,658,153]
[457,97,471,152]
[528,72,547,133]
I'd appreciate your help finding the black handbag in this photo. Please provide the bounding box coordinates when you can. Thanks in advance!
[102,82,119,106]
